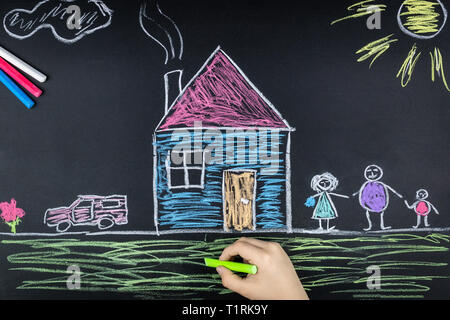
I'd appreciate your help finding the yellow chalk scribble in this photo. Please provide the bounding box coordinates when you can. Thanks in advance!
[397,43,421,87]
[332,0,449,93]
[399,0,444,36]
[331,0,387,25]
[356,34,398,68]
[430,47,450,91]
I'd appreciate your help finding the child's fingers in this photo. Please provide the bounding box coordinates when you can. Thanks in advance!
[235,237,266,249]
[216,266,248,296]
[219,240,264,264]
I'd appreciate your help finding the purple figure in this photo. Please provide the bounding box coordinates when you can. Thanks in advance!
[353,165,403,231]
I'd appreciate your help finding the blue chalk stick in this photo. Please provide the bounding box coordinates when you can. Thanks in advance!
[0,69,34,109]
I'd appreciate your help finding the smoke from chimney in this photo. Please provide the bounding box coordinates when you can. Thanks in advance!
[139,0,184,114]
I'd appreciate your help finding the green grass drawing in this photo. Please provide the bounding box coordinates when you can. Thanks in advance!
[2,233,450,299]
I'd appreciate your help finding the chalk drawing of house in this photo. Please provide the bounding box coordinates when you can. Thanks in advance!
[153,46,294,234]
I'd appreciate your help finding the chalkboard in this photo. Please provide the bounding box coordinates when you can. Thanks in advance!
[0,0,449,300]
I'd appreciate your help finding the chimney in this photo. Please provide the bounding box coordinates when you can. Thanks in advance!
[139,0,184,115]
[164,69,183,114]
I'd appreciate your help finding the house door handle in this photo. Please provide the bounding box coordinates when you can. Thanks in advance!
[240,198,249,205]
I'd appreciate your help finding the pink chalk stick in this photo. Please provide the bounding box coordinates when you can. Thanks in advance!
[0,57,42,97]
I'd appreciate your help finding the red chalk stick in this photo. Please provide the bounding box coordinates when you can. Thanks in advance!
[0,56,42,98]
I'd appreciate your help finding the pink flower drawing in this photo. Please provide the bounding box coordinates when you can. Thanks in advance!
[0,199,25,233]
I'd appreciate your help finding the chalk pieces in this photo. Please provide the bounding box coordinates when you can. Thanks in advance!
[0,45,47,109]
[0,57,42,97]
[0,69,35,109]
[0,46,47,83]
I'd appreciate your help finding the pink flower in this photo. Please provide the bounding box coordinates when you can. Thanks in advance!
[0,199,25,223]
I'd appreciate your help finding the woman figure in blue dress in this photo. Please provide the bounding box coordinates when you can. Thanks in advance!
[305,172,349,231]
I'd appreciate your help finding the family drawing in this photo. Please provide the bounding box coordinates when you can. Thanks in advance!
[305,165,439,231]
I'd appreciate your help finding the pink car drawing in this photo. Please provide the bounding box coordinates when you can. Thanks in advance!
[44,195,128,232]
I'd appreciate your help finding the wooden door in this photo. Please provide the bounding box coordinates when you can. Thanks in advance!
[223,170,255,231]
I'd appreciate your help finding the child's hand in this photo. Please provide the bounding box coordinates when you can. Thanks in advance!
[216,237,309,300]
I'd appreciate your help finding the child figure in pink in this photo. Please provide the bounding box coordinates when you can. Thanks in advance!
[404,189,439,228]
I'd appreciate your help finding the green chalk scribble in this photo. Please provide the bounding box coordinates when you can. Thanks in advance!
[1,233,450,299]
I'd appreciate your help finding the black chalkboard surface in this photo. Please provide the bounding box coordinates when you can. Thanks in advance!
[0,0,449,300]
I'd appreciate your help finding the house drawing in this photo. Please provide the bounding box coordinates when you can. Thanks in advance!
[153,46,294,234]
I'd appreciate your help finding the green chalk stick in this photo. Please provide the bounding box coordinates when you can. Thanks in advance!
[204,258,258,274]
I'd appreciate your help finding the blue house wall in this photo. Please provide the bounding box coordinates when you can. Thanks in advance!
[154,129,289,231]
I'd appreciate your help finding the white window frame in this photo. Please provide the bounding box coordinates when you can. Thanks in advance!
[101,199,122,209]
[166,150,206,189]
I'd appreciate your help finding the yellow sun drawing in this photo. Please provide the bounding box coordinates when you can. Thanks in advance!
[332,0,449,92]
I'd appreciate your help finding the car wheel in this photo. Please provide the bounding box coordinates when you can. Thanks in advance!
[56,221,71,233]
[98,218,114,230]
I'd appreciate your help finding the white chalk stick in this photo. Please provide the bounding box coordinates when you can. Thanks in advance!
[0,46,47,83]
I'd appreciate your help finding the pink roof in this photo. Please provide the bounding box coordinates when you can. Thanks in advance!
[157,48,290,131]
